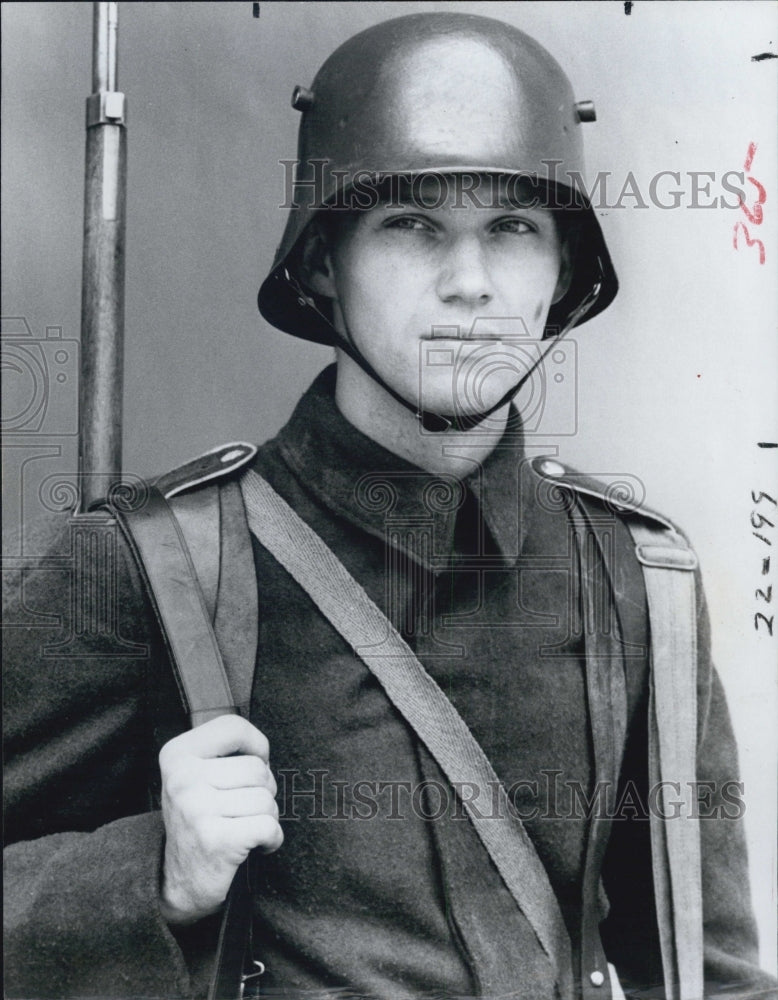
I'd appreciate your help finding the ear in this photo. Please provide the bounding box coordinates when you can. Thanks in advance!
[299,222,337,300]
[551,236,575,305]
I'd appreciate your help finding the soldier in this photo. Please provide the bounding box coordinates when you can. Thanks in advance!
[4,11,775,1000]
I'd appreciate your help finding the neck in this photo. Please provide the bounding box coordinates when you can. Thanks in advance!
[334,352,510,478]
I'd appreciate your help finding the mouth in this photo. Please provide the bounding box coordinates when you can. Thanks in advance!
[421,318,533,342]
[421,332,503,342]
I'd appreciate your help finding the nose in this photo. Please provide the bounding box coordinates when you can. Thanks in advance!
[435,235,494,308]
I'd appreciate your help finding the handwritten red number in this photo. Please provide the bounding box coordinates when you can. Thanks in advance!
[734,143,766,262]
[733,222,766,264]
[740,176,766,225]
[754,612,774,635]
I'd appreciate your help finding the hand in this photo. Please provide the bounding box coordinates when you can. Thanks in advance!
[158,714,283,925]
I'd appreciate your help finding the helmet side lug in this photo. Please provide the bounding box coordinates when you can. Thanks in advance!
[575,100,597,123]
[291,86,314,112]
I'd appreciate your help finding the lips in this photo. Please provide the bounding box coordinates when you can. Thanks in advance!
[422,330,502,341]
[423,317,534,341]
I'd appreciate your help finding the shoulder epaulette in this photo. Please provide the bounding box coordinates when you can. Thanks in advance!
[529,455,678,533]
[154,441,258,499]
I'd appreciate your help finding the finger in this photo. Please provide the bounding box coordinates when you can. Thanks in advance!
[218,813,284,855]
[217,787,279,820]
[161,714,270,765]
[205,756,277,795]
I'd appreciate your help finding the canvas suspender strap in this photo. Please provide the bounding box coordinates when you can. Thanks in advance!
[108,485,253,1000]
[240,469,575,997]
[625,519,703,1000]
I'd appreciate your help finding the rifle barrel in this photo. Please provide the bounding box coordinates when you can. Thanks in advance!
[78,1,127,511]
[92,1,118,92]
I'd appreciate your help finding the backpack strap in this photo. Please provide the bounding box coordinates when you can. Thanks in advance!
[240,468,574,997]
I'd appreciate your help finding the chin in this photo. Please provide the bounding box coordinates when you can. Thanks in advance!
[416,374,519,420]
[418,342,532,412]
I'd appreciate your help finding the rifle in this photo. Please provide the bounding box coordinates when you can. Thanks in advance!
[78,1,126,512]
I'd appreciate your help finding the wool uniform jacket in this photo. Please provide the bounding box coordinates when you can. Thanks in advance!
[3,370,774,999]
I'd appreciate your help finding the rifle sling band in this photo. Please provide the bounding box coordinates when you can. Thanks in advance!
[108,486,250,1000]
[240,469,574,996]
[625,519,703,1000]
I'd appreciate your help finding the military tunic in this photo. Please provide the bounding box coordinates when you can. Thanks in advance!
[3,367,771,998]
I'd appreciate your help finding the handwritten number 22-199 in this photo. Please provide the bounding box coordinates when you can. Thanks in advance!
[752,489,775,636]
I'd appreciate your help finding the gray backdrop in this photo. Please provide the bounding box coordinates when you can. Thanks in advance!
[2,1,776,970]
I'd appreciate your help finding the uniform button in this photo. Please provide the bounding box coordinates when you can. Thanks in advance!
[590,970,605,987]
[539,459,565,478]
[221,448,245,463]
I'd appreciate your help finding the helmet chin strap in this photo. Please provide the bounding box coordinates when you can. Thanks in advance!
[283,268,602,434]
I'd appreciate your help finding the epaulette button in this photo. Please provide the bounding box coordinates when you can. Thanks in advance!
[538,459,565,478]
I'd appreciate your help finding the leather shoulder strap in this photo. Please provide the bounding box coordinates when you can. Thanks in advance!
[528,455,703,999]
[158,442,259,716]
[106,470,256,1000]
[214,480,258,715]
[168,485,221,621]
[240,468,574,997]
[109,485,237,727]
[624,517,703,1000]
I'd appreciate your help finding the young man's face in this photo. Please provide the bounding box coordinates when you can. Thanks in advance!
[310,174,571,420]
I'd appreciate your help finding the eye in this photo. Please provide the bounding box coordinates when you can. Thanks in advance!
[382,215,434,233]
[492,217,537,235]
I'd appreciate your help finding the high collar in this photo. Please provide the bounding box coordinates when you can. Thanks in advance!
[275,366,527,571]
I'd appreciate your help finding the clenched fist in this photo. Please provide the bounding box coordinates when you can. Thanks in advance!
[158,714,283,925]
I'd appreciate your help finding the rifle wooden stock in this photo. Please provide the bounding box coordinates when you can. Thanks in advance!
[78,2,126,511]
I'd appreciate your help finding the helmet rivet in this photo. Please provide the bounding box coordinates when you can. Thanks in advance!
[291,86,314,112]
[575,100,597,123]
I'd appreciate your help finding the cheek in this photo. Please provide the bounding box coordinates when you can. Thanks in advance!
[498,252,561,323]
[334,247,425,332]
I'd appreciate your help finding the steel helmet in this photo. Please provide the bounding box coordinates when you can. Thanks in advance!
[258,11,618,345]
